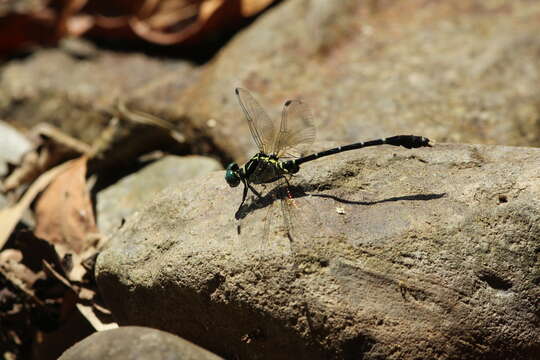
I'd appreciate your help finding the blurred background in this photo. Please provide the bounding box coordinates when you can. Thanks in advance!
[1,0,539,359]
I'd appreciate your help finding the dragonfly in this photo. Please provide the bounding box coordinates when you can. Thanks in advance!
[225,87,431,213]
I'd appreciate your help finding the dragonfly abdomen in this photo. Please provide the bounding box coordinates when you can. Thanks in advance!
[295,135,431,165]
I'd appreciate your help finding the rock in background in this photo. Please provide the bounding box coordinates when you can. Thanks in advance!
[58,326,223,360]
[178,0,540,162]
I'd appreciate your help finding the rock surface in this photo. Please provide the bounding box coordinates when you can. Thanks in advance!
[96,143,540,359]
[97,155,222,236]
[0,47,200,167]
[0,48,196,141]
[177,0,540,163]
[58,326,222,360]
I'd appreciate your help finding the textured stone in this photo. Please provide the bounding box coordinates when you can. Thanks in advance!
[0,47,198,164]
[177,0,540,163]
[97,155,222,236]
[96,143,540,359]
[58,326,222,360]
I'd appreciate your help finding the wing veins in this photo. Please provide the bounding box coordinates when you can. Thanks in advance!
[236,88,266,152]
[274,98,315,158]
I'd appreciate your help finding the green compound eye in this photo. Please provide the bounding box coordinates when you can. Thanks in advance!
[225,163,241,187]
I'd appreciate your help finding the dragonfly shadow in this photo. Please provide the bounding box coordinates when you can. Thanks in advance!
[234,185,312,221]
[309,192,447,205]
[235,185,446,220]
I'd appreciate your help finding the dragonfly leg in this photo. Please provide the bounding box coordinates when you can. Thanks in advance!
[238,181,263,211]
[282,176,295,200]
[239,181,248,209]
[282,175,292,188]
[247,183,263,199]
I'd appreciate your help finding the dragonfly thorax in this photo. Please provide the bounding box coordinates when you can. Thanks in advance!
[225,153,301,189]
[244,153,284,185]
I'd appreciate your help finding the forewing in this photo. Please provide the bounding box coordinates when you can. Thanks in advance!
[235,88,276,154]
[273,99,316,158]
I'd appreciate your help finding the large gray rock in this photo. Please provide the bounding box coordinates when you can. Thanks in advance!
[97,155,222,236]
[177,0,540,163]
[96,143,540,359]
[58,326,222,360]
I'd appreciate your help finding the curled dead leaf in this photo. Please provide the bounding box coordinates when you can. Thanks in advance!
[130,0,276,45]
[34,156,98,255]
[240,0,276,17]
[0,161,75,250]
[0,0,277,55]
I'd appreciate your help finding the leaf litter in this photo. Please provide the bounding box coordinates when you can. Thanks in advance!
[0,91,195,358]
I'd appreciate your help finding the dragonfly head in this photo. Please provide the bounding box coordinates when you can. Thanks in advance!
[225,162,241,187]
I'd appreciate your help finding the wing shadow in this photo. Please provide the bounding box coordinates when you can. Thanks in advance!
[235,184,446,220]
[310,192,447,205]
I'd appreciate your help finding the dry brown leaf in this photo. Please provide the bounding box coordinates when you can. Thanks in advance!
[240,0,275,17]
[199,0,224,20]
[3,149,43,193]
[0,11,56,56]
[76,303,118,331]
[0,266,45,307]
[42,258,117,331]
[34,156,98,255]
[0,0,277,55]
[115,100,186,142]
[0,160,75,250]
[130,0,276,45]
[0,249,45,289]
[42,260,75,291]
[2,123,91,192]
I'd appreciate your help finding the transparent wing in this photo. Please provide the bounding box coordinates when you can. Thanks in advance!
[235,88,276,154]
[237,176,331,254]
[271,180,330,255]
[262,179,294,250]
[273,99,316,158]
